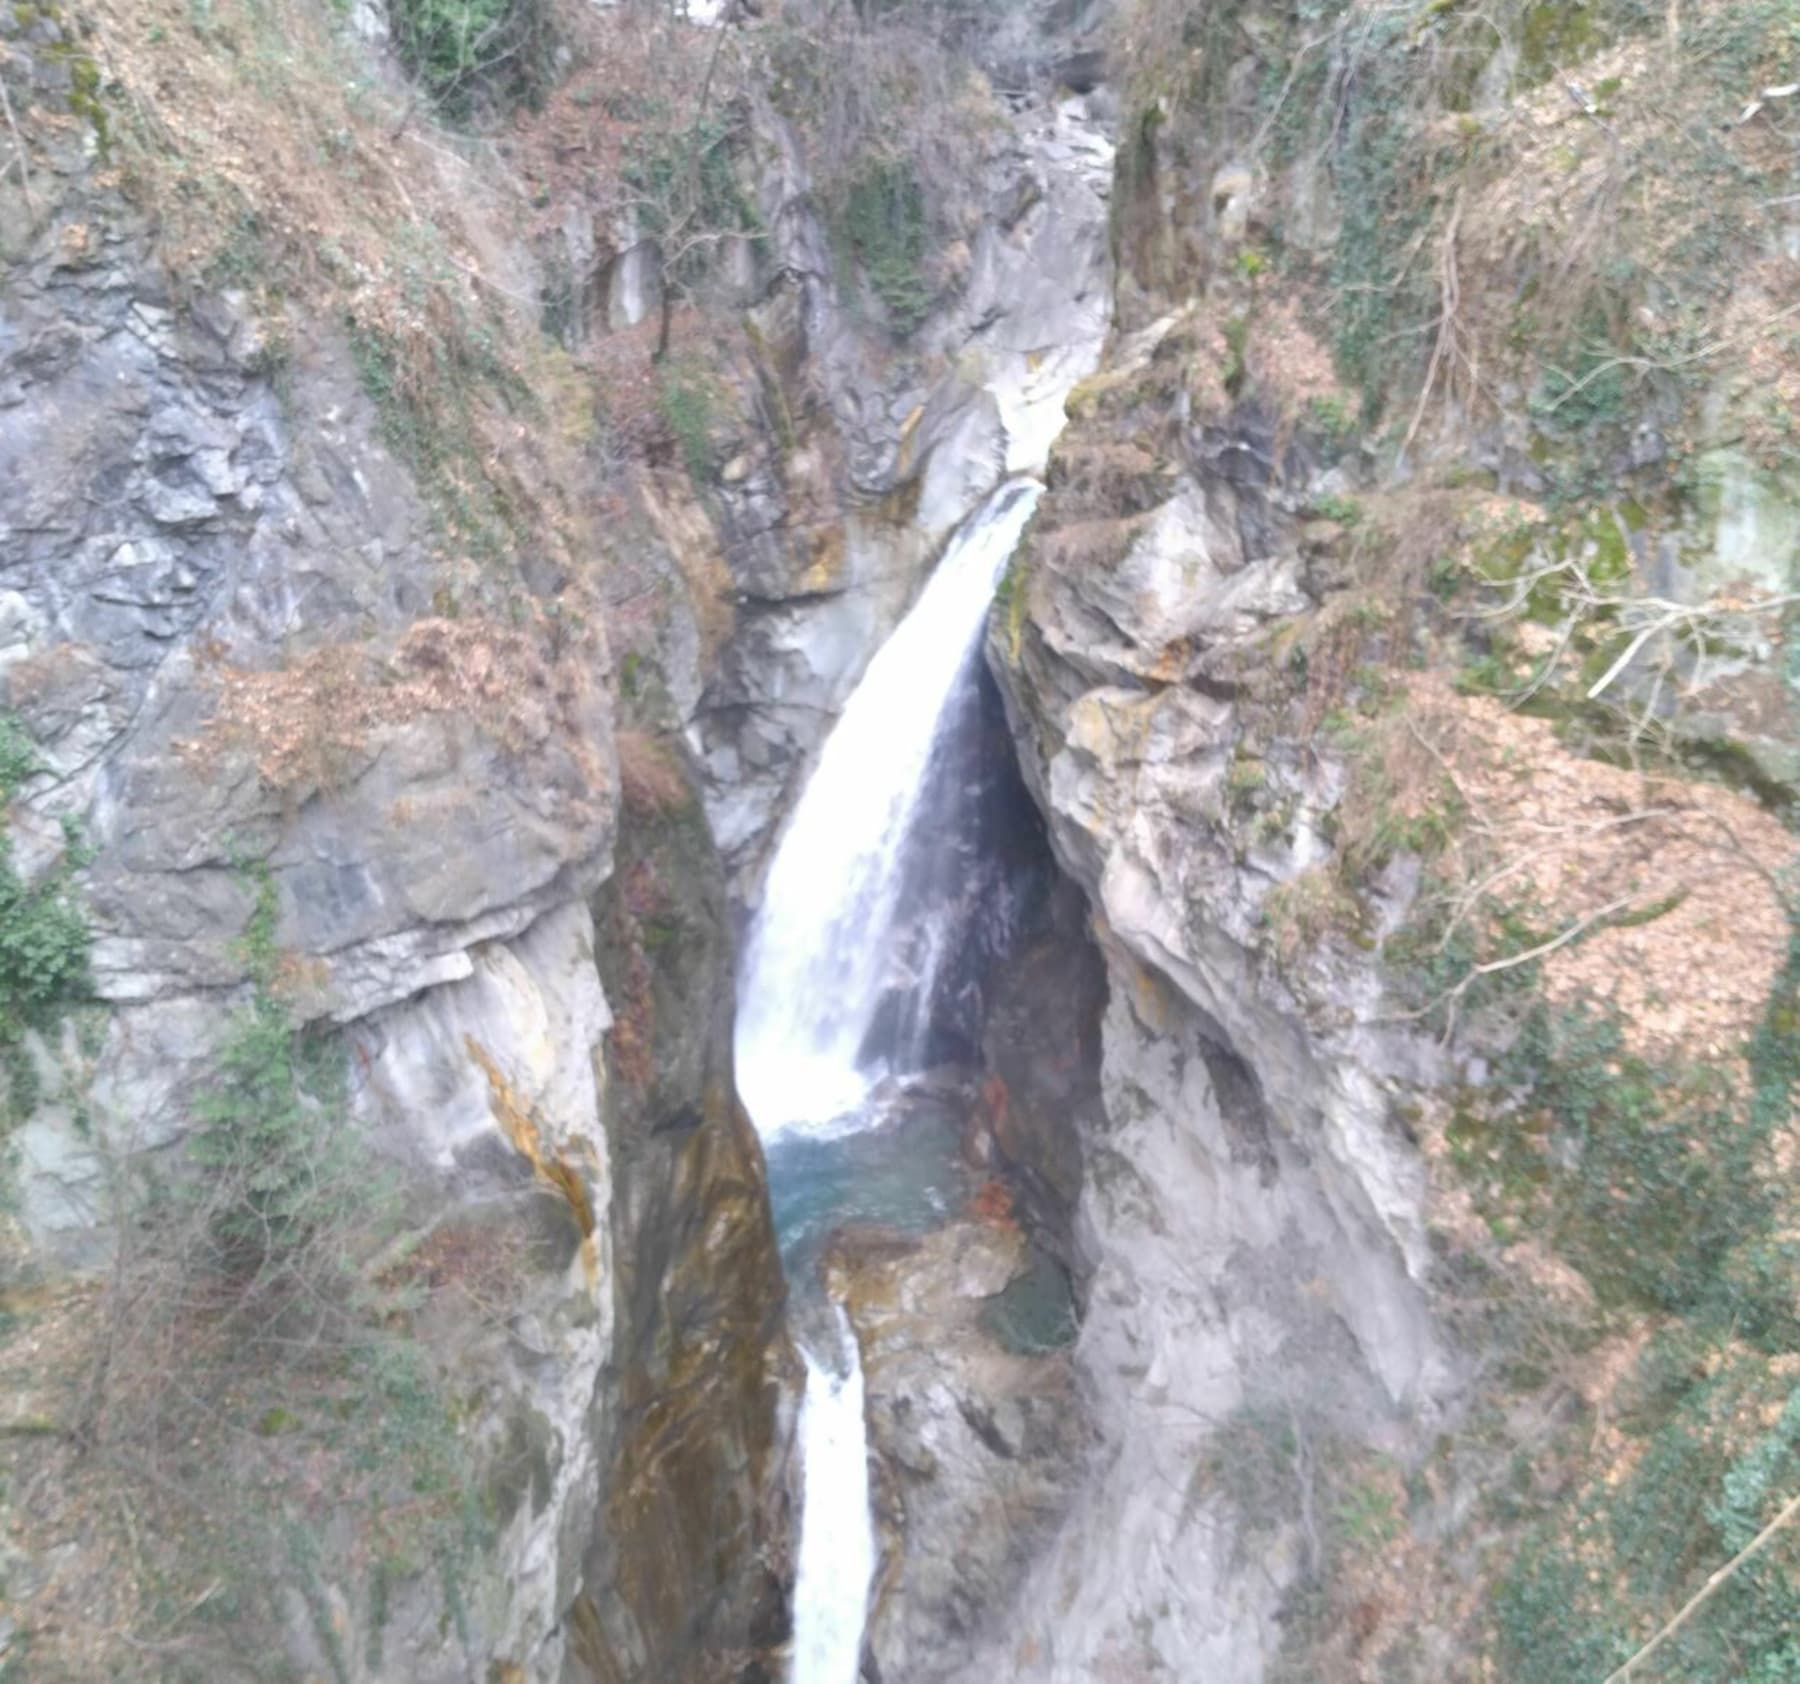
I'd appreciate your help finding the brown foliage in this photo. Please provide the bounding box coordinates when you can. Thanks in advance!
[184,613,607,800]
[616,728,693,816]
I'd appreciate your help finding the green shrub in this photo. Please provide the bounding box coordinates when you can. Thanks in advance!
[178,867,363,1286]
[186,988,355,1274]
[838,158,933,338]
[388,0,556,119]
[78,862,485,1667]
[0,715,90,1124]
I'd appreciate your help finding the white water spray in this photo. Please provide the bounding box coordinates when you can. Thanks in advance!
[787,1312,877,1684]
[734,479,1044,1140]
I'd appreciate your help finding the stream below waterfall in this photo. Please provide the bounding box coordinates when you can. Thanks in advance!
[733,480,1045,1683]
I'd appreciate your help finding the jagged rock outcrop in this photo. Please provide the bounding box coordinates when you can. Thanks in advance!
[972,310,1461,1680]
[342,898,620,1680]
[579,738,796,1684]
[978,874,1106,1272]
[838,1217,1088,1684]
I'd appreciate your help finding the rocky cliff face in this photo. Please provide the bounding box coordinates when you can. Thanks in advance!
[950,0,1800,1670]
[579,735,796,1684]
[0,7,789,1679]
[969,310,1460,1684]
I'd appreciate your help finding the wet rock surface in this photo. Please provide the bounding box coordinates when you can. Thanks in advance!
[833,1217,1088,1684]
[582,743,798,1684]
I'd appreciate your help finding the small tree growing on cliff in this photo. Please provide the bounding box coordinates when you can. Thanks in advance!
[602,5,764,361]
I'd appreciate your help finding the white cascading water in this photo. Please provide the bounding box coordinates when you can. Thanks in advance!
[736,477,1046,1684]
[734,478,1044,1141]
[787,1311,877,1684]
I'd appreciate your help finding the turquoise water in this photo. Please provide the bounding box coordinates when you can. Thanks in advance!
[765,1087,1079,1353]
[764,1093,974,1299]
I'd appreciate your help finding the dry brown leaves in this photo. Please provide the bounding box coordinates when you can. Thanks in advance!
[1450,2,1795,404]
[524,4,714,213]
[184,614,606,798]
[0,1278,153,1684]
[1715,255,1800,467]
[1410,672,1797,1060]
[616,728,691,816]
[88,0,423,296]
[1249,288,1348,421]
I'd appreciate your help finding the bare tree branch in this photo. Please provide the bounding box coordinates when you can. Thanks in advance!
[1601,1493,1800,1684]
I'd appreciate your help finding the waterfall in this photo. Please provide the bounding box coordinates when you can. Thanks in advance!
[736,477,1044,1684]
[734,478,1044,1141]
[788,1313,877,1684]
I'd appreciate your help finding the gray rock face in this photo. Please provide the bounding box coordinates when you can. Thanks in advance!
[0,20,782,1684]
[972,383,1461,1679]
[1,205,615,1256]
[339,900,619,1683]
[838,1218,1089,1684]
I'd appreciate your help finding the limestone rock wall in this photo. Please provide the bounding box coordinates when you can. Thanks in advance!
[972,313,1461,1681]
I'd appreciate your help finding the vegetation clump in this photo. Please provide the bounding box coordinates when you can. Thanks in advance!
[1443,921,1800,1676]
[347,238,540,563]
[388,0,557,119]
[839,157,933,337]
[762,0,994,338]
[67,864,488,1674]
[1454,972,1796,1333]
[0,715,89,1126]
[655,352,719,485]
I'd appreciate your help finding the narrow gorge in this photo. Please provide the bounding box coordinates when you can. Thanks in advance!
[1,0,1796,1681]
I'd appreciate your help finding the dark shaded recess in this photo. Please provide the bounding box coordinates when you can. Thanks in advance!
[865,642,1109,1290]
[979,870,1107,1290]
[1054,49,1108,93]
[1189,1006,1281,1186]
[981,1246,1080,1354]
[1184,396,1321,563]
[860,656,1063,1075]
